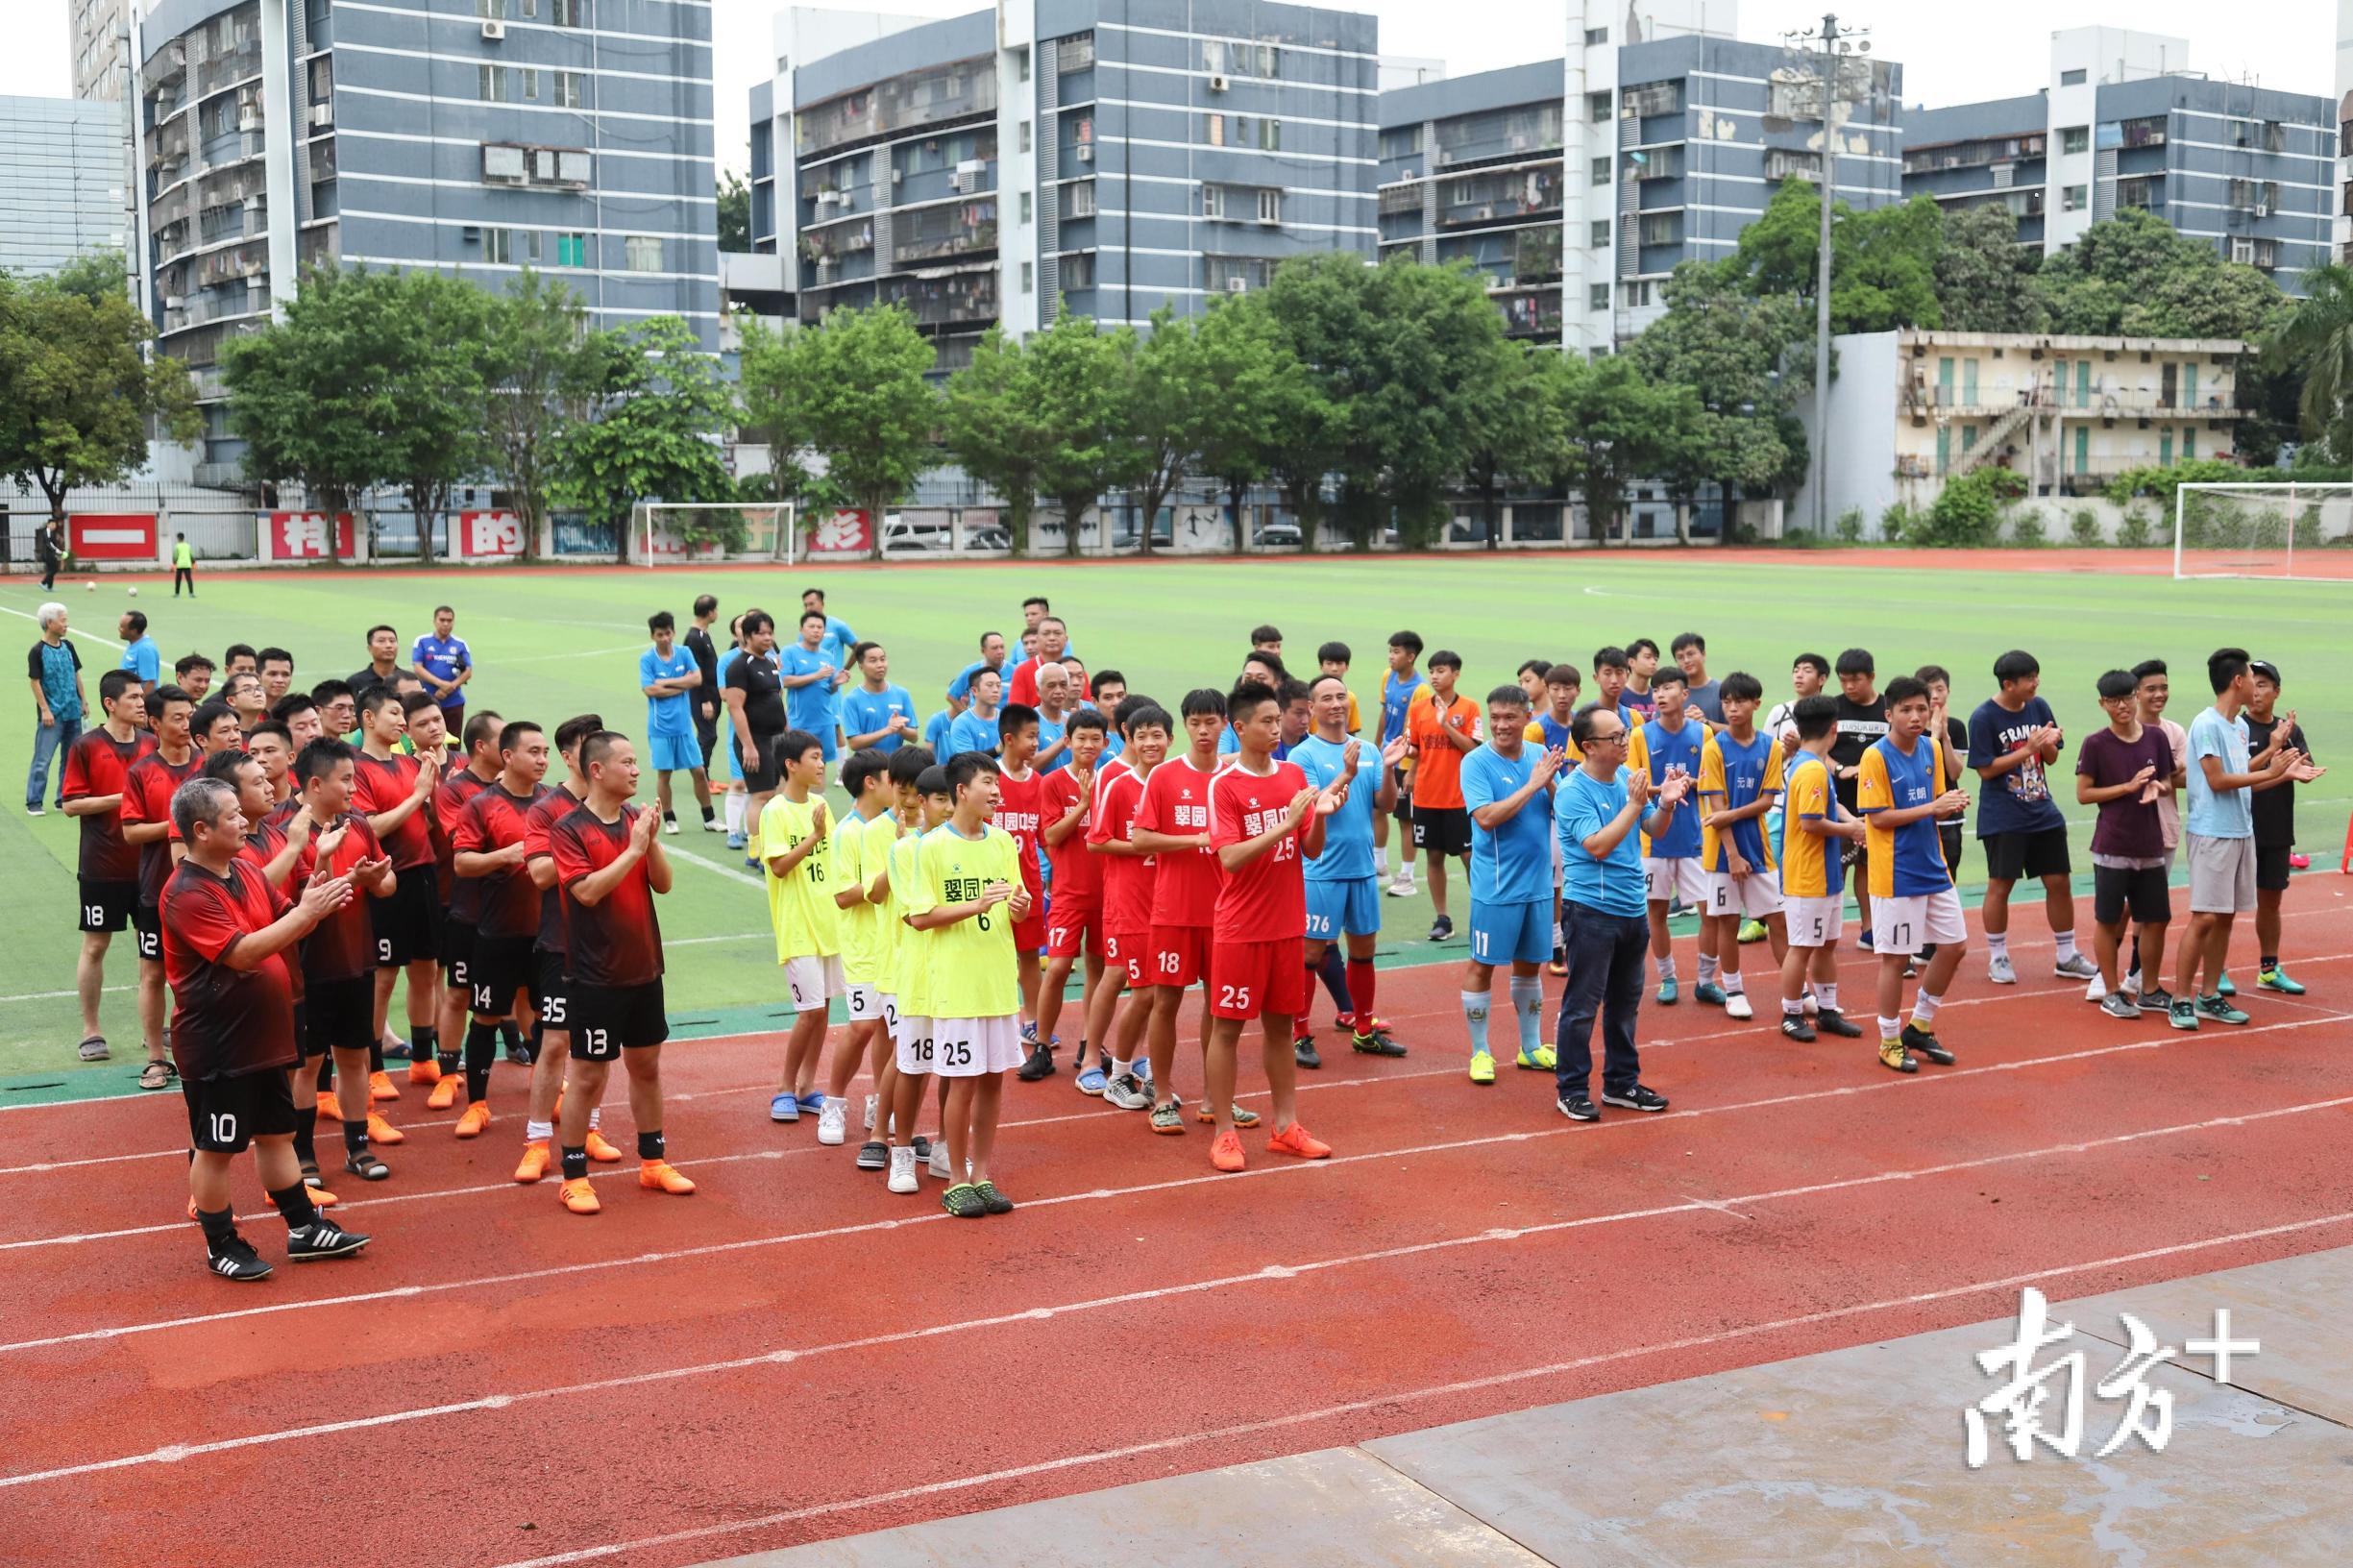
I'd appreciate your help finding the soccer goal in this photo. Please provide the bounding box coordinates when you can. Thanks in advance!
[2172,482,2353,581]
[634,502,798,567]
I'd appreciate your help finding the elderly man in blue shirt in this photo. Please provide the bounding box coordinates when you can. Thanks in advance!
[1552,702,1689,1123]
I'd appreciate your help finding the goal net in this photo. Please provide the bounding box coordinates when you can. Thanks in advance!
[634,502,798,567]
[2172,482,2353,580]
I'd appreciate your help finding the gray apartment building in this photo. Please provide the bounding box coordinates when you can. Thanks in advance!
[1377,25,1901,352]
[133,0,719,483]
[748,0,1379,372]
[1903,27,2332,290]
[0,96,129,277]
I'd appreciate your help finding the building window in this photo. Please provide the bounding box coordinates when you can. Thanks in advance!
[2060,67,2086,86]
[477,0,505,14]
[1062,251,1094,288]
[1018,120,1031,154]
[1588,91,1611,123]
[555,232,587,267]
[1018,190,1032,224]
[555,72,583,109]
[2061,125,2089,154]
[1584,27,1608,45]
[551,0,580,23]
[1257,187,1281,223]
[1066,179,1096,218]
[520,68,540,101]
[1622,280,1652,307]
[2062,184,2088,211]
[1589,282,1609,310]
[1017,47,1030,83]
[484,228,512,263]
[1021,260,1034,293]
[1590,219,1609,247]
[1258,118,1281,151]
[1207,112,1224,146]
[624,235,661,271]
[1590,157,1609,185]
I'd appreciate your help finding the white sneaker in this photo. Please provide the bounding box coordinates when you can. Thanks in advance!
[2084,973,2107,1003]
[1725,992,1753,1020]
[817,1101,846,1146]
[1987,954,2018,986]
[886,1145,919,1194]
[663,816,680,836]
[863,1092,878,1132]
[928,1140,952,1179]
[1384,872,1415,898]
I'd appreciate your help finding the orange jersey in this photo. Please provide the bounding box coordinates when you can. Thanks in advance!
[1406,691,1482,809]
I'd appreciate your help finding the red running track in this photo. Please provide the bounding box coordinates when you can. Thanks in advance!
[3,886,2351,1567]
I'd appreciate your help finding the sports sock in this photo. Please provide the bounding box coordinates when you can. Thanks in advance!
[1722,971,1746,995]
[527,1119,553,1141]
[292,1100,317,1166]
[2127,934,2142,972]
[561,1145,588,1181]
[1111,1057,1132,1079]
[1818,982,1839,1012]
[1697,953,1720,985]
[499,1018,524,1055]
[589,1105,602,1129]
[1986,932,2009,961]
[269,1182,317,1231]
[1298,961,1319,1031]
[1912,991,1944,1030]
[315,1054,333,1092]
[410,1025,438,1063]
[196,1206,236,1250]
[369,1040,384,1073]
[464,1021,499,1103]
[701,803,716,823]
[1348,960,1377,1027]
[1655,954,1678,982]
[343,1122,369,1157]
[1919,943,1939,963]
[638,1130,665,1161]
[1876,1015,1901,1042]
[436,1045,460,1075]
[2262,953,2279,970]
[1508,976,1543,1057]
[2055,930,2079,964]
[1460,991,1491,1055]
[1317,945,1351,1010]
[1782,996,1804,1017]
[723,793,748,834]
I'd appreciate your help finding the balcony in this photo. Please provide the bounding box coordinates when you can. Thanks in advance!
[882,270,996,328]
[143,39,187,96]
[197,42,262,99]
[199,200,267,247]
[1501,292,1562,336]
[797,58,997,158]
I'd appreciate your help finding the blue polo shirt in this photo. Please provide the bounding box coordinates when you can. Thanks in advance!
[840,682,916,752]
[121,635,160,686]
[780,645,836,738]
[945,709,1000,760]
[1556,765,1646,918]
[1462,742,1551,904]
[639,645,697,737]
[412,632,471,711]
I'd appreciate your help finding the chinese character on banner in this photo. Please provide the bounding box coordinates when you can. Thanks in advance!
[810,508,871,555]
[267,512,354,560]
[460,511,525,558]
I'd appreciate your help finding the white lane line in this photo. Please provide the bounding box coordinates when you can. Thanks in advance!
[0,986,133,1005]
[0,603,128,649]
[4,1011,2345,1350]
[5,1110,2349,1497]
[663,843,766,888]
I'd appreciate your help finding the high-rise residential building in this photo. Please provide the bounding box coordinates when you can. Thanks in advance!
[1904,27,2332,291]
[1377,4,1902,353]
[748,0,1380,373]
[70,0,135,102]
[2336,0,2353,260]
[0,95,130,277]
[133,0,719,484]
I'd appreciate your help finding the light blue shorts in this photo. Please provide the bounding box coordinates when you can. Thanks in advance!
[1304,875,1380,941]
[648,732,699,772]
[1468,897,1551,966]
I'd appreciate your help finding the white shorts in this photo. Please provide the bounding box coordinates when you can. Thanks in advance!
[893,1015,935,1076]
[1783,895,1845,949]
[784,953,846,1012]
[1871,889,1966,956]
[879,992,900,1036]
[926,1015,1023,1079]
[1644,856,1708,905]
[1704,870,1783,920]
[845,981,884,1024]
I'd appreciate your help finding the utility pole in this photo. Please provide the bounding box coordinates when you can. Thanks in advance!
[1779,13,1870,534]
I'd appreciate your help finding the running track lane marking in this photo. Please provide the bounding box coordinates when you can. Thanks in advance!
[3,1012,2345,1352]
[4,1111,2348,1495]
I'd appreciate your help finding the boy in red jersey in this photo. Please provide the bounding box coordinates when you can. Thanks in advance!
[1034,709,1110,1084]
[353,687,443,1093]
[1086,699,1170,1110]
[61,670,153,1064]
[1204,680,1331,1172]
[1131,690,1246,1131]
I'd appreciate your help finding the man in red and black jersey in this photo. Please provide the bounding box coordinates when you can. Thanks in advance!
[450,720,551,1139]
[353,687,443,1089]
[515,713,624,1184]
[60,670,154,1065]
[117,684,199,1090]
[290,738,398,1180]
[426,707,503,1090]
[161,774,368,1281]
[547,731,693,1214]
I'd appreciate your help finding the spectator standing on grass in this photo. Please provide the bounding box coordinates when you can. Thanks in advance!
[684,595,722,772]
[723,610,788,864]
[37,520,62,591]
[2074,670,2176,1021]
[2244,660,2316,998]
[26,602,86,815]
[1672,633,1722,723]
[119,610,160,697]
[350,625,405,699]
[640,610,714,835]
[800,588,856,754]
[1969,650,2096,988]
[781,609,844,765]
[412,606,473,733]
[171,533,196,598]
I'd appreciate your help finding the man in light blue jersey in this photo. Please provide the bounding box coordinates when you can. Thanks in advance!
[945,669,1004,760]
[1460,685,1566,1084]
[798,588,855,754]
[839,641,916,754]
[945,630,1009,717]
[1293,674,1407,1068]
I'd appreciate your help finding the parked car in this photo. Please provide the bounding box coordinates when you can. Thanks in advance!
[1254,521,1303,548]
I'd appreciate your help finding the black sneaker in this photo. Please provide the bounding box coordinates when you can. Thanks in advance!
[505,1039,536,1066]
[1901,1023,1954,1066]
[206,1234,273,1282]
[286,1219,370,1261]
[1350,1030,1408,1058]
[1428,915,1454,943]
[1556,1093,1599,1122]
[974,1180,1015,1215]
[1293,1034,1322,1069]
[855,1139,888,1171]
[2137,987,2175,1016]
[1602,1083,1669,1114]
[1778,1015,1817,1042]
[942,1182,988,1218]
[1015,1041,1056,1081]
[1815,1008,1865,1039]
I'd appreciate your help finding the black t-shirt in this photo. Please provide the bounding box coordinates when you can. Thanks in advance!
[2250,717,2310,847]
[683,625,719,704]
[1937,716,1969,834]
[350,665,404,698]
[1830,693,1890,806]
[725,650,786,740]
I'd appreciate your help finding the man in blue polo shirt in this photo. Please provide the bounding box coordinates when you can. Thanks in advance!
[640,610,711,835]
[118,609,160,696]
[1553,704,1684,1124]
[780,609,842,763]
[839,639,915,753]
[412,606,472,731]
[798,588,854,754]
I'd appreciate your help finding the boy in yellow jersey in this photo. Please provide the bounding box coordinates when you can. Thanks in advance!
[821,747,895,1158]
[877,753,948,1193]
[1774,696,1866,1041]
[1695,673,1785,1020]
[1857,677,1972,1072]
[902,753,1030,1218]
[760,728,841,1123]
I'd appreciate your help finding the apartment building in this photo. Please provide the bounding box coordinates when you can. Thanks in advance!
[0,96,128,277]
[70,0,135,102]
[134,0,719,484]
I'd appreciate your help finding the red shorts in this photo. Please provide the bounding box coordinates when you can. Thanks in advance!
[1013,912,1048,953]
[1210,937,1308,1020]
[1105,929,1151,988]
[1046,894,1103,960]
[1148,922,1213,990]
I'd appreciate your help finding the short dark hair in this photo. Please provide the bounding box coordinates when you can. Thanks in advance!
[257,646,293,672]
[1793,652,1831,680]
[245,719,292,749]
[1227,679,1279,723]
[309,677,354,707]
[915,764,950,797]
[270,693,316,723]
[850,640,882,664]
[998,702,1040,739]
[1316,641,1351,666]
[1834,649,1875,678]
[174,652,215,679]
[400,689,440,720]
[552,713,604,755]
[462,709,505,753]
[945,750,1000,796]
[1250,624,1283,646]
[1486,683,1530,709]
[100,669,140,705]
[2096,670,2139,701]
[649,610,675,634]
[778,727,824,766]
[693,594,718,618]
[1039,615,1066,635]
[1883,675,1929,708]
[1719,671,1764,704]
[1914,664,1951,690]
[1517,658,1552,680]
[1091,669,1125,698]
[151,682,193,714]
[1793,694,1838,741]
[888,746,936,786]
[2131,658,2169,685]
[1993,649,2041,686]
[498,720,544,754]
[1545,663,1582,689]
[1278,676,1312,708]
[224,643,257,666]
[741,610,775,637]
[296,736,355,787]
[202,748,255,785]
[1180,687,1228,721]
[1670,632,1705,655]
[802,586,827,605]
[1123,701,1174,738]
[841,747,892,796]
[1021,596,1050,612]
[357,686,403,721]
[1628,637,1660,660]
[1387,630,1423,657]
[580,730,630,773]
[432,604,453,618]
[1066,707,1108,736]
[1242,649,1287,680]
[1652,668,1686,693]
[2206,647,2251,694]
[1427,649,1462,674]
[122,610,147,636]
[366,624,395,642]
[1593,646,1630,674]
[1569,701,1617,751]
[189,699,238,740]
[799,608,828,628]
[978,629,1002,650]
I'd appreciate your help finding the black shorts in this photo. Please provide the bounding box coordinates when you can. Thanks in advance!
[1938,823,1965,881]
[570,979,669,1060]
[440,916,477,989]
[1982,825,2071,883]
[534,946,574,1033]
[302,973,375,1058]
[1388,765,1413,825]
[184,1069,299,1154]
[133,901,162,961]
[78,877,136,934]
[373,864,443,968]
[2093,863,2171,926]
[1411,804,1471,858]
[2255,843,2292,893]
[738,733,781,794]
[468,933,535,1017]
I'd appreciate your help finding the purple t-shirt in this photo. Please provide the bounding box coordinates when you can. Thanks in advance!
[2075,725,2173,861]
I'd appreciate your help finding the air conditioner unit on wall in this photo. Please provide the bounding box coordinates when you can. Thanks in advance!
[1075,144,1093,162]
[481,20,505,40]
[1227,276,1248,292]
[310,102,332,127]
[1209,74,1229,92]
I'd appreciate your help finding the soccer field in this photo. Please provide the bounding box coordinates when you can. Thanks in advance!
[4,550,2344,1093]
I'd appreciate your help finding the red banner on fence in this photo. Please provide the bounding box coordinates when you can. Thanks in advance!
[68,513,158,560]
[808,508,871,555]
[266,512,355,560]
[458,511,526,558]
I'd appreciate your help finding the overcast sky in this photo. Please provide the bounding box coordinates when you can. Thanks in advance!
[5,1,2335,177]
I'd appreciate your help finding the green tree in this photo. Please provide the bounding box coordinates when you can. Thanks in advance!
[942,326,1054,553]
[718,171,751,252]
[0,254,198,528]
[2032,208,2287,339]
[1545,353,1705,544]
[223,262,399,546]
[1457,341,1561,549]
[2267,263,2353,460]
[1025,313,1140,557]
[1630,261,1812,506]
[478,268,599,563]
[1189,296,1324,552]
[787,305,938,560]
[380,270,495,565]
[1120,306,1214,555]
[555,316,736,560]
[1933,204,2047,333]
[1728,181,1943,333]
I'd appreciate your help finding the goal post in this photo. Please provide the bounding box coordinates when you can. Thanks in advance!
[635,502,797,567]
[2172,482,2353,581]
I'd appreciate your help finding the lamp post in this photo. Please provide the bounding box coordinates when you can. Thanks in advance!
[1776,14,1872,534]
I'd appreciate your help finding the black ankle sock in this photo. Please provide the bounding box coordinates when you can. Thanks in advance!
[315,1055,333,1092]
[410,1025,437,1061]
[437,1049,460,1074]
[269,1182,317,1231]
[2262,954,2279,969]
[343,1122,369,1157]
[638,1129,665,1162]
[369,1041,384,1073]
[561,1145,589,1181]
[465,1021,499,1102]
[292,1104,317,1166]
[499,1019,524,1053]
[196,1206,237,1250]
